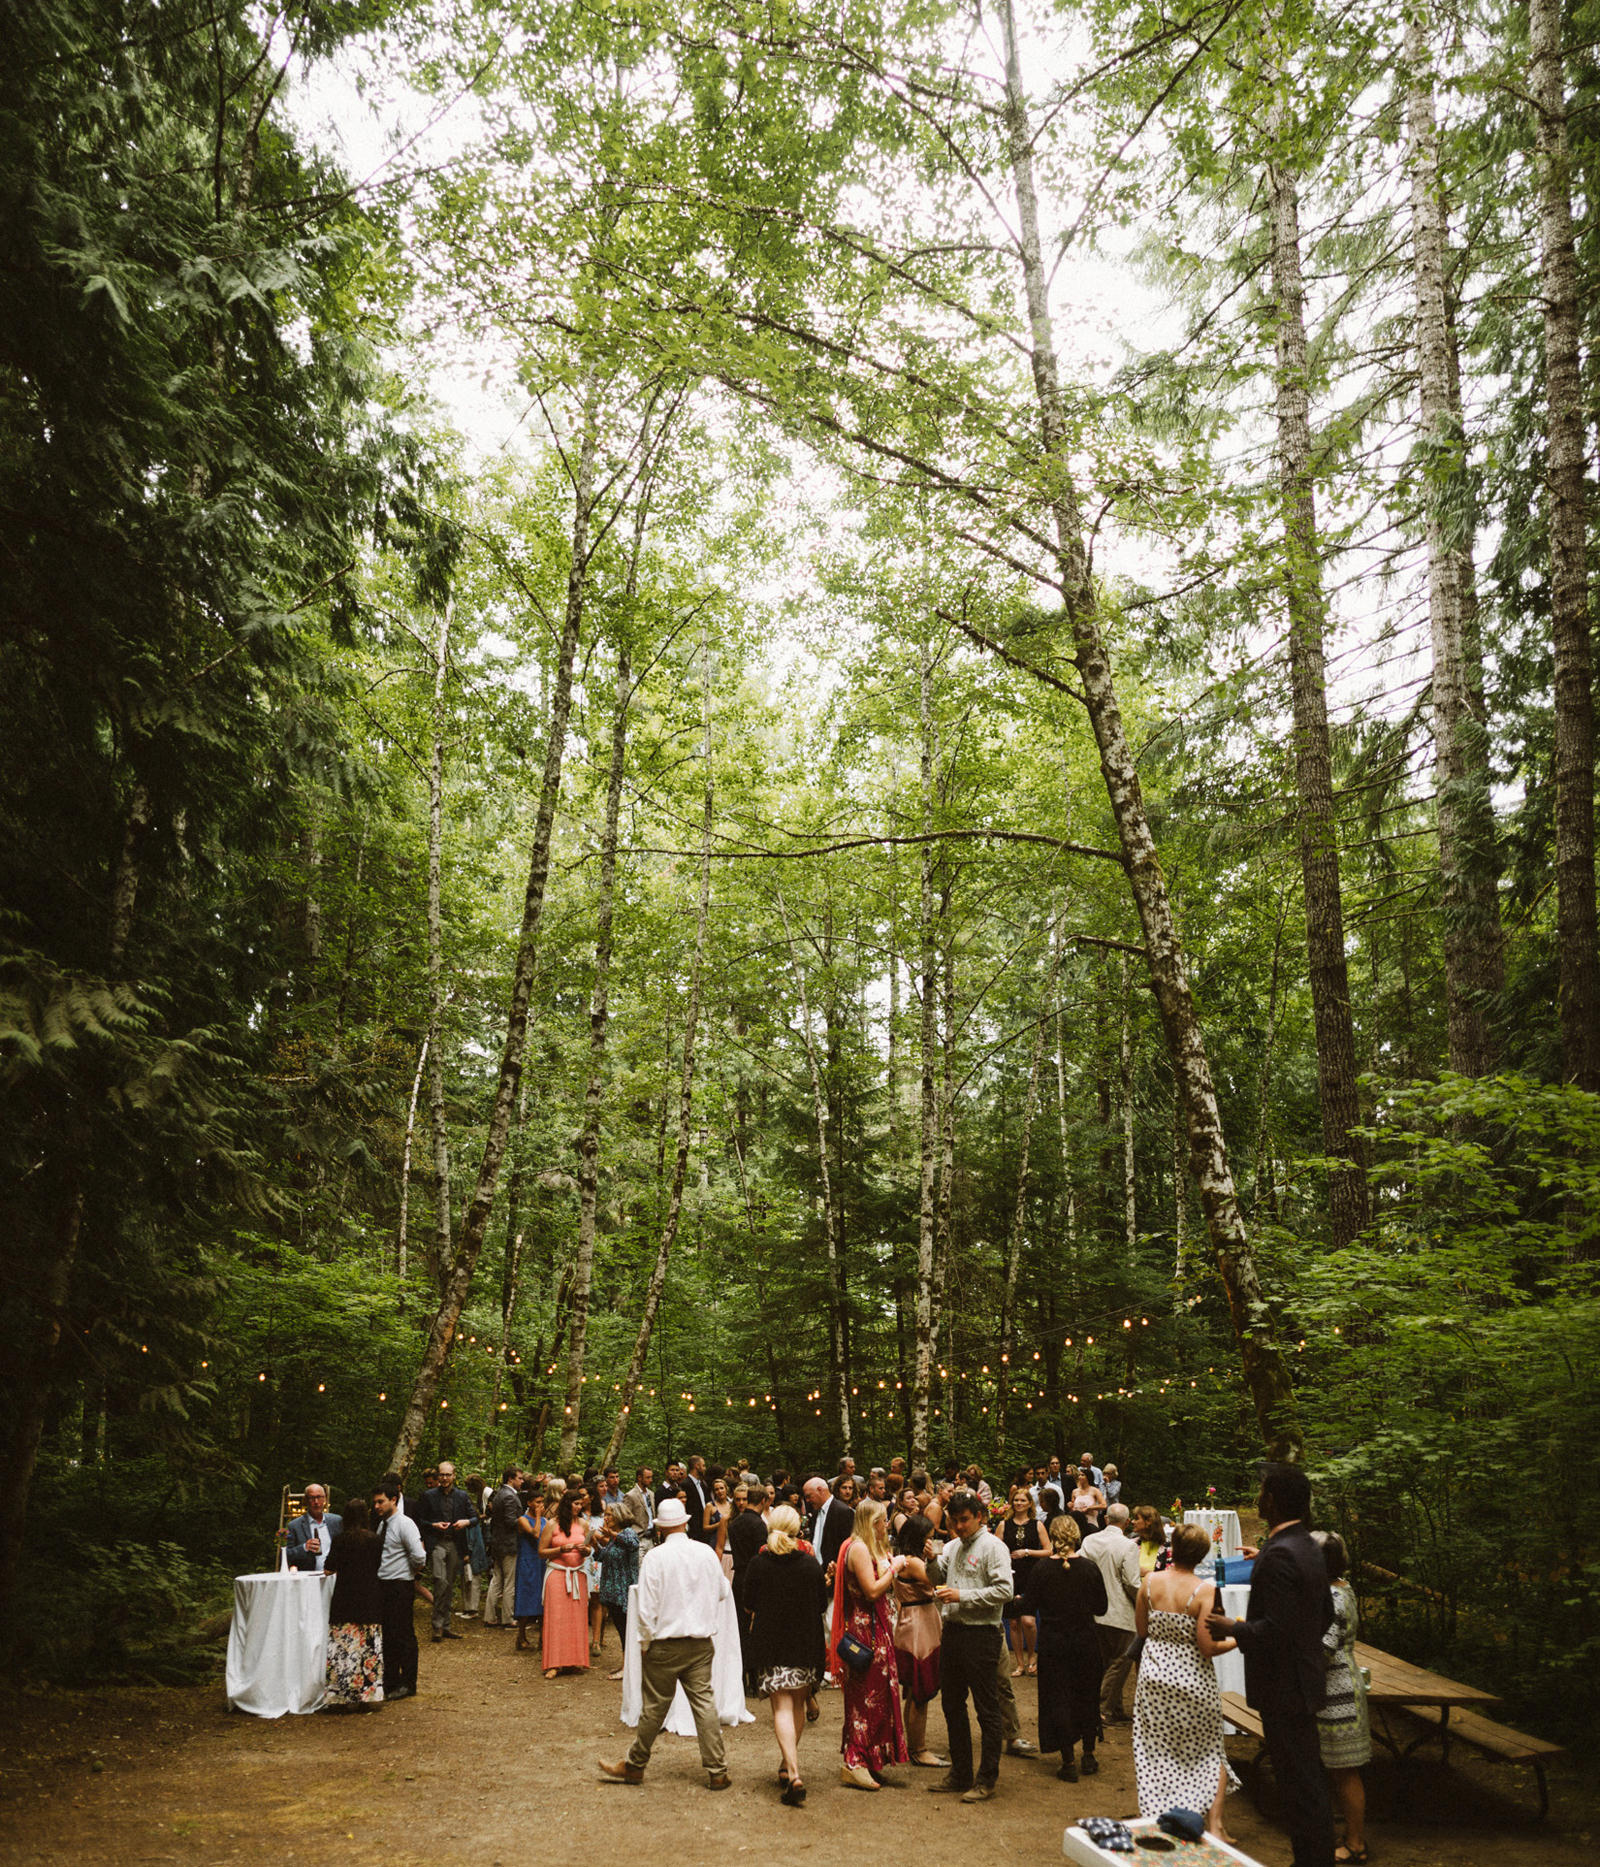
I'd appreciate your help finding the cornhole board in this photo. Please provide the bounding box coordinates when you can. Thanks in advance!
[1063,1820,1269,1867]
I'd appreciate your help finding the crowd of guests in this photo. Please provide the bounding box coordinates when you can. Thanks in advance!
[286,1451,1366,1865]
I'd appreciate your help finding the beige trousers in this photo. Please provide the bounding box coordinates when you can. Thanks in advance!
[484,1552,518,1625]
[627,1636,725,1776]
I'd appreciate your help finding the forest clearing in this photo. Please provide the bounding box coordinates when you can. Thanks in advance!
[3,0,1600,1856]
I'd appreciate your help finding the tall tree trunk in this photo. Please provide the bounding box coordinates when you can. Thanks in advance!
[603,645,714,1470]
[998,925,1063,1453]
[1119,954,1137,1256]
[1406,8,1504,1077]
[395,1032,429,1282]
[490,1078,530,1424]
[386,396,598,1479]
[1054,920,1078,1271]
[1265,123,1369,1244]
[778,891,852,1453]
[425,607,453,1296]
[933,936,956,1396]
[1172,1091,1188,1293]
[561,649,632,1466]
[501,1078,529,1335]
[998,0,1302,1456]
[1531,0,1600,1092]
[1252,881,1291,1232]
[911,641,940,1470]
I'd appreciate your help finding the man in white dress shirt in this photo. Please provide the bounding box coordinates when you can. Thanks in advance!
[1082,1503,1142,1722]
[599,1497,731,1789]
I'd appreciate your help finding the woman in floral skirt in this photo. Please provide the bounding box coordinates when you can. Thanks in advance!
[829,1498,909,1790]
[324,1496,384,1708]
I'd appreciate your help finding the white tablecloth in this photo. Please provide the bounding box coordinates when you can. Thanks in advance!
[1184,1508,1243,1559]
[1211,1582,1250,1702]
[226,1571,334,1717]
[619,1582,754,1732]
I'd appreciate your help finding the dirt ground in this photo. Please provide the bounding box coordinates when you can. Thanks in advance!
[0,1610,1594,1867]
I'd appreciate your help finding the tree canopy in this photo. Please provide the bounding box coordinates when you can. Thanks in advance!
[2,0,1598,1749]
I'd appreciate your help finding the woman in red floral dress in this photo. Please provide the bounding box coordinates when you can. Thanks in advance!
[829,1498,909,1789]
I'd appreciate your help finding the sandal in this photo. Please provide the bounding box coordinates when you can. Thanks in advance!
[781,1780,807,1806]
[543,1669,558,1681]
[911,1752,951,1768]
[805,1696,820,1724]
[1334,1851,1369,1865]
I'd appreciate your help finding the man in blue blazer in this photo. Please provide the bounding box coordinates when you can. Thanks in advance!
[1208,1462,1335,1867]
[284,1483,341,1571]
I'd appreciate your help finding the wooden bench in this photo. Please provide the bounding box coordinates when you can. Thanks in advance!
[1221,1691,1264,1741]
[1400,1702,1564,1820]
[1221,1689,1562,1822]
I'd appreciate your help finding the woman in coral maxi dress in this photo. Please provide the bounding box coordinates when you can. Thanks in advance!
[538,1490,591,1679]
[829,1499,909,1789]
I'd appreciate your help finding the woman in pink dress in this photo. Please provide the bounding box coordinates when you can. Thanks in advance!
[829,1498,909,1789]
[538,1488,591,1678]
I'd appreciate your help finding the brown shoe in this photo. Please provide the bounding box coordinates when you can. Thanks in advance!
[598,1760,644,1784]
[960,1783,996,1803]
[707,1771,732,1791]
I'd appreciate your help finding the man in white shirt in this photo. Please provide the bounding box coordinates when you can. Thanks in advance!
[373,1478,428,1699]
[599,1497,731,1790]
[1081,1503,1142,1722]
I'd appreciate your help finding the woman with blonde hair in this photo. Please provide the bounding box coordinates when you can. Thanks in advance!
[829,1497,909,1789]
[703,1473,735,1577]
[743,1505,829,1804]
[1020,1512,1108,1780]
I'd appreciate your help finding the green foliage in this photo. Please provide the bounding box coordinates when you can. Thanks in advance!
[1290,1076,1600,1744]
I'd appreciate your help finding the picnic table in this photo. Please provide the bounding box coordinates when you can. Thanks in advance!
[1356,1639,1499,1758]
[1222,1640,1562,1819]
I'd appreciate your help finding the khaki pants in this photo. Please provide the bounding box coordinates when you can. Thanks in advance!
[996,1632,1021,1742]
[484,1552,518,1625]
[1097,1624,1137,1719]
[627,1636,725,1776]
[429,1541,462,1636]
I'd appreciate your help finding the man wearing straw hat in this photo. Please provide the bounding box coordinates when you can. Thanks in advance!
[598,1496,732,1790]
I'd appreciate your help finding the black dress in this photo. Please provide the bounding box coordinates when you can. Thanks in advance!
[743,1546,829,1695]
[1021,1554,1107,1756]
[1001,1515,1046,1621]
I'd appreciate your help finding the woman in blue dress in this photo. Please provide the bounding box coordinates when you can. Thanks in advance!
[514,1480,548,1653]
[593,1505,640,1679]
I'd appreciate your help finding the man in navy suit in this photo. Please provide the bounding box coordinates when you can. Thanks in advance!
[283,1483,341,1571]
[1208,1463,1336,1867]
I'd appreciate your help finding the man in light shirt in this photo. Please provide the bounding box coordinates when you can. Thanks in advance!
[925,1489,1015,1802]
[598,1497,731,1790]
[1082,1502,1142,1722]
[373,1477,428,1700]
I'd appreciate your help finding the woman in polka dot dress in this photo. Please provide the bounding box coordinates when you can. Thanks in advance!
[1132,1522,1239,1842]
